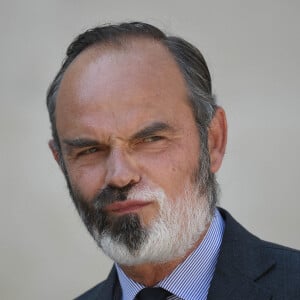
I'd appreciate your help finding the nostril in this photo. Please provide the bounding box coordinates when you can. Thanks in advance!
[119,193,127,201]
[106,183,135,201]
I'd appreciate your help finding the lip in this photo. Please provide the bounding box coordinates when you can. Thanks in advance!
[104,200,152,215]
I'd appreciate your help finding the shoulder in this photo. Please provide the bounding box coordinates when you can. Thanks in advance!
[74,267,119,300]
[75,281,107,300]
[219,207,300,261]
[260,239,300,279]
[216,208,300,299]
[251,231,300,298]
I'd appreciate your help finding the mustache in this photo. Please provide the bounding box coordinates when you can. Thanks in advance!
[93,184,134,210]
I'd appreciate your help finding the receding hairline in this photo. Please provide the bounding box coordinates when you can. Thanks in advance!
[57,36,189,103]
[60,35,181,80]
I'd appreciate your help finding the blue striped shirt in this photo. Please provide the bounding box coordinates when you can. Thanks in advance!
[116,208,225,300]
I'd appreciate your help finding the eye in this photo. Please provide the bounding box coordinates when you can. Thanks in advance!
[142,136,163,143]
[80,147,98,155]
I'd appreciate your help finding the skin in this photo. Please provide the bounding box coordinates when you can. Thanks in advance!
[50,38,227,286]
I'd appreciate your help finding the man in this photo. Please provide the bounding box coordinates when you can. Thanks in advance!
[47,22,300,299]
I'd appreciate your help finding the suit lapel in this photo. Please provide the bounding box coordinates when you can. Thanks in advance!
[96,266,121,300]
[207,256,274,300]
[207,209,275,300]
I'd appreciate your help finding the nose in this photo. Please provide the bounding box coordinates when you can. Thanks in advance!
[105,148,141,188]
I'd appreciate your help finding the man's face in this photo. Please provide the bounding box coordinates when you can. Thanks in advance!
[53,39,212,265]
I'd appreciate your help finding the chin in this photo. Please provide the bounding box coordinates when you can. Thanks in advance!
[93,194,211,266]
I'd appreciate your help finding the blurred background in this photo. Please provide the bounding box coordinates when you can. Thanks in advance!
[1,0,299,299]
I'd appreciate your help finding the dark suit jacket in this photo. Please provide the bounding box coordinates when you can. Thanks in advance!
[75,208,300,299]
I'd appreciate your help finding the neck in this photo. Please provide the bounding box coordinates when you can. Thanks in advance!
[119,225,209,286]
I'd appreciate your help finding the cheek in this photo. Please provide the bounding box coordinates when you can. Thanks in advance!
[66,163,106,201]
[137,145,199,199]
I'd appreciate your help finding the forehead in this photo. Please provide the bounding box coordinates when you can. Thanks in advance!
[55,38,193,138]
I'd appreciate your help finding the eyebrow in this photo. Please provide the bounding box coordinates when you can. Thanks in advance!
[62,138,100,149]
[61,122,173,150]
[132,122,173,140]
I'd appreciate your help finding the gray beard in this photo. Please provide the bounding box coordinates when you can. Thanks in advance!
[63,151,217,265]
[69,185,148,254]
[68,179,213,266]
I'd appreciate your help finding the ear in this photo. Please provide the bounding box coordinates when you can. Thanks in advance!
[48,139,61,165]
[208,107,227,173]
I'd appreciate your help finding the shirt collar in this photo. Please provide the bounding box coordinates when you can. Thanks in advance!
[116,208,225,300]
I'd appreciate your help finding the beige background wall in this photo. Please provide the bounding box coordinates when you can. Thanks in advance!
[1,0,299,299]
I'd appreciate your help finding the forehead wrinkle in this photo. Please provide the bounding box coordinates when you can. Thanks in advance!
[58,41,188,114]
[59,37,186,98]
[55,37,192,148]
